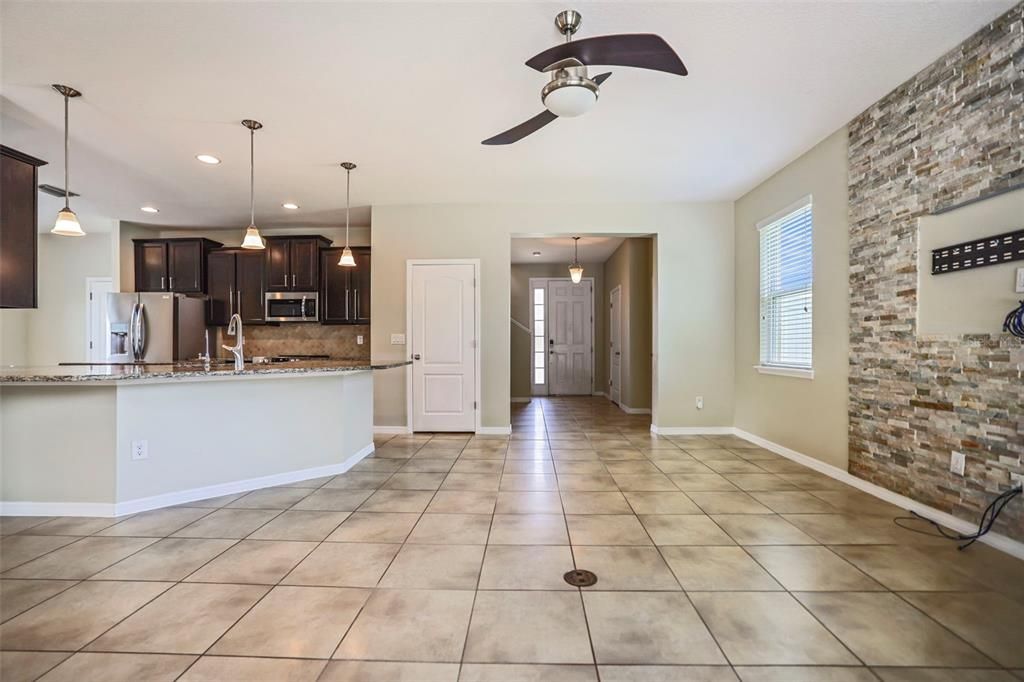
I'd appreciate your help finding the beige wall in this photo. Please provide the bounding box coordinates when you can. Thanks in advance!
[510,261,606,399]
[604,238,653,410]
[371,203,734,431]
[733,128,850,468]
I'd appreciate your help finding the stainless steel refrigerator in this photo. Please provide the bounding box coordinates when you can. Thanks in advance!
[106,292,206,363]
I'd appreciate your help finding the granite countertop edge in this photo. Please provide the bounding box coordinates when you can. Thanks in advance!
[0,360,412,384]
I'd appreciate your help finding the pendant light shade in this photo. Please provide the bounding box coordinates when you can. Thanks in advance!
[568,236,584,284]
[240,119,265,250]
[338,162,357,267]
[50,84,85,237]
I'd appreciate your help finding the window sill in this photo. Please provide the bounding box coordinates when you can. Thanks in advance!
[754,365,814,380]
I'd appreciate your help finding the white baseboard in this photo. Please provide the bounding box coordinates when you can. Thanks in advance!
[592,391,608,398]
[620,404,651,415]
[374,425,412,435]
[732,428,1024,561]
[0,442,376,518]
[510,397,532,403]
[650,425,735,435]
[477,425,512,436]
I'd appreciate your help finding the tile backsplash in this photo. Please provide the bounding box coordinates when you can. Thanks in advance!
[212,323,370,360]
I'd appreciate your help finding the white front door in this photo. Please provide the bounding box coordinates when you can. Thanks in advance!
[86,278,114,363]
[548,279,593,395]
[410,262,477,432]
[609,285,622,405]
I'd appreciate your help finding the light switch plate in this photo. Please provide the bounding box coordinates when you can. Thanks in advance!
[950,451,966,476]
[390,333,406,345]
[1015,267,1024,293]
[356,335,364,345]
[131,440,149,461]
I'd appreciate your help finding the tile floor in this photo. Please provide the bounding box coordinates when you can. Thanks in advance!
[1,396,1023,681]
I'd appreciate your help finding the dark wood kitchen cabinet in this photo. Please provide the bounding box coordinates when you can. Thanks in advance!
[265,235,331,292]
[320,247,370,324]
[207,249,266,325]
[134,238,222,293]
[0,146,47,309]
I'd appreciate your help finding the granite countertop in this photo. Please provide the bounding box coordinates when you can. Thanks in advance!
[0,359,411,384]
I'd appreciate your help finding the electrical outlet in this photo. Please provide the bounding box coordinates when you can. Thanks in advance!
[695,396,704,410]
[131,440,149,461]
[356,335,364,345]
[949,451,966,476]
[1015,267,1024,294]
[390,333,406,345]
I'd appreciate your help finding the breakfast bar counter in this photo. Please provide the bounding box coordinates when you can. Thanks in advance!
[0,361,410,517]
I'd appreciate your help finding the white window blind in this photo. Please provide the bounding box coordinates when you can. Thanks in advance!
[759,198,813,372]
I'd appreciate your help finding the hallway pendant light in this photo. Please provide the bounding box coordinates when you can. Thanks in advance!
[240,119,265,249]
[50,84,85,237]
[568,236,584,284]
[338,162,357,267]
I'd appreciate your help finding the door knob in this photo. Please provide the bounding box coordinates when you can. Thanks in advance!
[413,354,421,360]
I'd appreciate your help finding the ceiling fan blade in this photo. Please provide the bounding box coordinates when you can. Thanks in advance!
[526,34,687,76]
[481,110,558,145]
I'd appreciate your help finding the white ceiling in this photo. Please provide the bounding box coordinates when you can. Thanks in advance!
[1,1,1014,229]
[512,236,625,264]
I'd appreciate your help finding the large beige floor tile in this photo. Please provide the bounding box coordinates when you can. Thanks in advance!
[668,474,739,491]
[500,474,559,491]
[357,489,434,512]
[0,580,77,622]
[283,542,400,587]
[4,537,158,579]
[639,515,735,545]
[566,515,651,545]
[478,545,575,590]
[795,592,995,667]
[247,510,350,541]
[212,585,369,658]
[227,486,315,509]
[733,667,877,681]
[454,460,505,474]
[711,515,818,545]
[324,472,394,489]
[600,666,737,681]
[87,582,266,653]
[91,538,236,581]
[0,580,171,650]
[0,536,78,572]
[427,491,497,514]
[561,492,632,515]
[660,546,781,590]
[464,591,592,664]
[744,545,882,591]
[622,491,702,514]
[180,656,327,681]
[407,513,491,544]
[901,591,1024,667]
[185,539,316,584]
[441,473,502,491]
[326,512,419,543]
[871,668,1019,681]
[583,591,725,664]
[782,514,946,545]
[320,661,459,681]
[95,508,212,537]
[573,546,679,590]
[384,472,447,490]
[460,663,596,681]
[19,517,122,536]
[686,492,774,515]
[503,460,555,474]
[400,458,458,473]
[494,491,563,514]
[748,491,838,514]
[292,489,375,512]
[0,517,52,535]
[334,589,475,662]
[172,508,281,538]
[830,545,988,591]
[554,461,608,475]
[556,474,619,491]
[0,652,69,682]
[380,544,483,589]
[489,514,568,545]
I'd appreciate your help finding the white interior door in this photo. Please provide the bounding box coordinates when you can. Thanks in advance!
[86,278,114,363]
[548,279,593,395]
[609,285,622,404]
[410,263,477,432]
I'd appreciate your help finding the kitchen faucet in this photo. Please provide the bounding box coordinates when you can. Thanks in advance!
[221,313,244,371]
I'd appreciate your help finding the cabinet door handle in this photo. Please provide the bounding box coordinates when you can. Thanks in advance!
[354,289,359,320]
[237,290,242,318]
[345,288,350,321]
[292,273,296,287]
[160,276,165,290]
[169,275,174,290]
[229,287,233,315]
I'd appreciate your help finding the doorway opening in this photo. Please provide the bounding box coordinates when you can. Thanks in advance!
[528,276,594,396]
[85,277,114,363]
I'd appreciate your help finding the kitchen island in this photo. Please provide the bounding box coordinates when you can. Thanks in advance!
[0,360,409,516]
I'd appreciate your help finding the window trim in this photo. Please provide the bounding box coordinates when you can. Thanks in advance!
[757,194,814,377]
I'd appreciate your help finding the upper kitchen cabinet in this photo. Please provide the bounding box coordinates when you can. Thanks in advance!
[133,238,222,293]
[207,248,265,325]
[0,146,47,309]
[321,247,370,324]
[265,235,331,291]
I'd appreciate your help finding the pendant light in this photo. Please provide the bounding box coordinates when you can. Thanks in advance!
[50,84,85,237]
[240,119,265,249]
[338,162,357,267]
[568,236,584,284]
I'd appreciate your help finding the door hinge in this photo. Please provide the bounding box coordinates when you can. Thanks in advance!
[89,292,93,300]
[473,401,478,409]
[89,341,93,349]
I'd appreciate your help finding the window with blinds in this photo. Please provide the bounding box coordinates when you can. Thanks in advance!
[758,197,813,373]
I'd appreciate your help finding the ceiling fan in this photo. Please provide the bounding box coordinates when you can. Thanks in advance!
[482,9,687,145]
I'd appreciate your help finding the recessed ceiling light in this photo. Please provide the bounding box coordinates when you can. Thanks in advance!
[140,206,159,213]
[282,202,299,210]
[196,154,221,165]
[532,251,542,257]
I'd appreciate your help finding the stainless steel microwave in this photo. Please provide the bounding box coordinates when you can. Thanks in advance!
[265,292,319,322]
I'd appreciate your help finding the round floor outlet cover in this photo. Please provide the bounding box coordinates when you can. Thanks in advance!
[563,569,598,587]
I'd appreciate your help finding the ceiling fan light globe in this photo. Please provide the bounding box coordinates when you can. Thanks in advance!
[51,208,85,237]
[542,80,598,118]
[241,225,265,249]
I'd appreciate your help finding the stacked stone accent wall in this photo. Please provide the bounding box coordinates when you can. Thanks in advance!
[847,3,1024,540]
